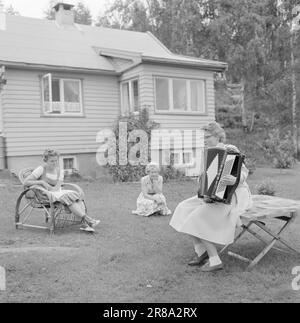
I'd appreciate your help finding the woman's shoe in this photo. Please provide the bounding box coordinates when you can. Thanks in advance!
[90,219,101,228]
[80,224,95,233]
[188,252,209,266]
[200,262,224,272]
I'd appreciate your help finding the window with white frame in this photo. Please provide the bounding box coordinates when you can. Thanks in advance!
[155,77,206,114]
[121,79,139,115]
[164,150,195,168]
[42,73,83,116]
[60,156,78,175]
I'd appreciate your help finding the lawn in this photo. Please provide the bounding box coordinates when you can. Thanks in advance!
[0,165,300,303]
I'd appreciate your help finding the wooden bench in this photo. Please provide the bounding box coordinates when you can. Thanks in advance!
[220,195,300,269]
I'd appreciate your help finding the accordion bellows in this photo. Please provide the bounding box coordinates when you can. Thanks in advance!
[198,147,245,204]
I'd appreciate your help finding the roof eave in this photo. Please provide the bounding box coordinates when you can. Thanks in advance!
[142,56,228,72]
[0,61,120,76]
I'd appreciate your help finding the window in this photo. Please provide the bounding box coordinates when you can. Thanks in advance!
[155,77,206,114]
[166,150,195,168]
[121,79,139,115]
[155,78,169,111]
[60,156,78,175]
[173,79,187,111]
[42,73,83,116]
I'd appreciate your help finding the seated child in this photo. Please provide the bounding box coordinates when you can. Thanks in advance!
[132,162,171,217]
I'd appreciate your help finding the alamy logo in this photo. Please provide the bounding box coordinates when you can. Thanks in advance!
[292,266,300,291]
[96,123,205,167]
[0,266,5,291]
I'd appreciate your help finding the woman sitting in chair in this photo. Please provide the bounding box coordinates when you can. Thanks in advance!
[24,149,100,233]
[132,162,171,217]
[169,122,253,272]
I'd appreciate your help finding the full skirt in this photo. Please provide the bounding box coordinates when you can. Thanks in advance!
[132,193,171,217]
[50,189,83,206]
[169,195,241,245]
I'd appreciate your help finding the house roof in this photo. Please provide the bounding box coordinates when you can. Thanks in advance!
[0,14,227,73]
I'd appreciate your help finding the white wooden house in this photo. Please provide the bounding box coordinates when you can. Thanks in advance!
[0,2,227,177]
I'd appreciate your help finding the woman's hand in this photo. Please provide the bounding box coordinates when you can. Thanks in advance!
[220,175,237,186]
[153,195,163,204]
[204,197,215,203]
[38,180,52,191]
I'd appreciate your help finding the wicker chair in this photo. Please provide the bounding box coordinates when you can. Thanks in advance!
[15,168,86,234]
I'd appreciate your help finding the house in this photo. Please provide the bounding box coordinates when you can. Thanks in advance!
[0,2,227,177]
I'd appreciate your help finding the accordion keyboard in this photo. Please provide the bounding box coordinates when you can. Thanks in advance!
[215,155,236,198]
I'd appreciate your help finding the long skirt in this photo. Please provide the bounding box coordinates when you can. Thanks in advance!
[169,195,240,245]
[50,189,83,206]
[132,193,171,217]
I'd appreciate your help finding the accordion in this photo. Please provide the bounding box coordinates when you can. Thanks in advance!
[198,147,245,204]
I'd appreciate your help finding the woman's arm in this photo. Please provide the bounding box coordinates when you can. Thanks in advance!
[24,167,51,190]
[239,164,249,184]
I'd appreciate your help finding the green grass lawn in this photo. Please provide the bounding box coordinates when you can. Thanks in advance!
[0,165,300,303]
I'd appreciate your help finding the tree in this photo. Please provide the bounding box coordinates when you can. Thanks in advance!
[97,0,300,145]
[5,4,20,15]
[96,0,150,30]
[276,0,300,156]
[44,0,56,20]
[74,2,93,25]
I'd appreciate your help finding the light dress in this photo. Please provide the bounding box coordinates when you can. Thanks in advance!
[31,165,83,206]
[132,175,171,217]
[169,144,253,245]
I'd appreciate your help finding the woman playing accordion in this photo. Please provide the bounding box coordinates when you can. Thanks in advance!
[169,122,253,272]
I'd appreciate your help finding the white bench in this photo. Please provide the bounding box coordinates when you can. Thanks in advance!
[220,195,300,269]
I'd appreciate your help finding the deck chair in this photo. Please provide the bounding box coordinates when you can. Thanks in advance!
[15,168,86,234]
[220,195,300,269]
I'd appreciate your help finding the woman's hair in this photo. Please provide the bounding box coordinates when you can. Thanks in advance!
[146,162,160,174]
[42,149,59,162]
[202,122,226,143]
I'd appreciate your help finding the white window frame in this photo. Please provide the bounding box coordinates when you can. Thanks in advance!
[182,150,195,168]
[120,78,140,115]
[60,156,78,175]
[42,73,84,116]
[163,149,195,168]
[154,77,207,115]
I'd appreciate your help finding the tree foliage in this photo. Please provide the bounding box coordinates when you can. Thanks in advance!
[5,5,20,16]
[96,0,300,134]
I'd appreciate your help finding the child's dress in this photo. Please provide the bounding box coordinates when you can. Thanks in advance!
[132,175,171,217]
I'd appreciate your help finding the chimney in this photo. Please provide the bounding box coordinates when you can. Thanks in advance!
[53,2,75,26]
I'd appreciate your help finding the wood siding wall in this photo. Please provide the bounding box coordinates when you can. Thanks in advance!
[3,64,216,158]
[2,68,120,157]
[121,64,215,149]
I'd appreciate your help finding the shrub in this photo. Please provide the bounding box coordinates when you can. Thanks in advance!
[106,108,159,182]
[262,129,296,169]
[256,180,276,196]
[216,107,242,129]
[161,165,186,182]
[108,165,146,183]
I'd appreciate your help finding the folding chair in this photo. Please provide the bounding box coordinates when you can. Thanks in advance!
[15,168,86,234]
[220,195,300,269]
